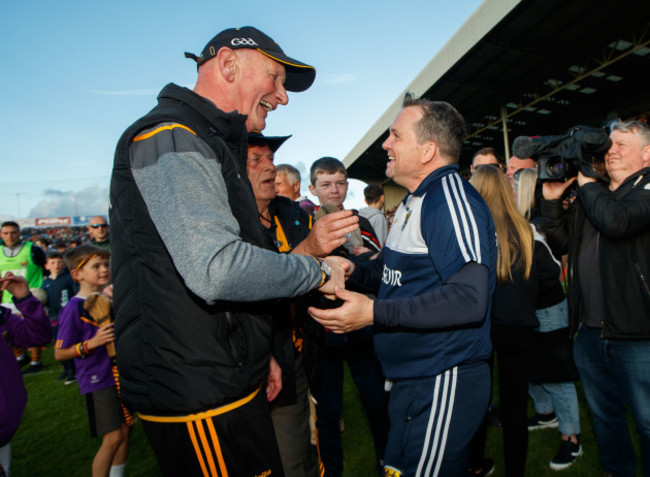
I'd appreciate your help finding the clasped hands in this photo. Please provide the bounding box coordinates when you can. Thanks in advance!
[312,256,374,333]
[295,209,376,334]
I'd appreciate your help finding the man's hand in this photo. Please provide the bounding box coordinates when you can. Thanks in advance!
[266,355,283,402]
[577,171,597,187]
[317,256,352,300]
[292,210,359,258]
[309,287,374,333]
[542,177,577,200]
[0,272,30,299]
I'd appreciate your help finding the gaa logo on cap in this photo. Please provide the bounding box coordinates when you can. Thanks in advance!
[231,38,258,47]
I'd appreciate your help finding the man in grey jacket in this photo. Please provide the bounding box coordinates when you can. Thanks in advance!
[110,27,354,476]
[358,184,388,246]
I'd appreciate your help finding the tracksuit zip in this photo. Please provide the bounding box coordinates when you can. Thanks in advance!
[635,263,650,298]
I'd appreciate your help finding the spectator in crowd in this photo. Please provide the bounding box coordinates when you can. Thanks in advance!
[42,251,78,385]
[307,156,388,475]
[275,163,317,215]
[33,236,50,253]
[506,155,537,187]
[55,245,130,477]
[109,26,349,476]
[515,168,582,471]
[0,273,52,477]
[470,146,503,175]
[358,184,388,246]
[540,119,650,476]
[310,157,382,255]
[310,96,496,476]
[470,164,564,476]
[87,216,110,252]
[247,131,358,477]
[53,241,68,255]
[0,221,46,373]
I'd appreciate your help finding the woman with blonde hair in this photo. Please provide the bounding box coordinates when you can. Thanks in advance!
[514,168,539,221]
[469,165,548,477]
[515,168,583,471]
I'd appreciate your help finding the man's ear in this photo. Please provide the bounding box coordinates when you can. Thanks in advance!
[308,184,316,197]
[421,141,437,164]
[216,47,238,82]
[642,144,650,167]
[70,269,80,283]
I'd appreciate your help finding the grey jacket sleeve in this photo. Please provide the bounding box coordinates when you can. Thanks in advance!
[129,123,321,304]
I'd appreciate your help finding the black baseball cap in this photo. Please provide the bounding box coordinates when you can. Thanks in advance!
[185,26,316,92]
[248,131,291,153]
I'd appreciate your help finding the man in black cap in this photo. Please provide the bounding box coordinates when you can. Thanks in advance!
[110,27,355,476]
[247,131,360,477]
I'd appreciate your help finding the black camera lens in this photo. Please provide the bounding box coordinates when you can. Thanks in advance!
[542,156,565,179]
[546,159,565,178]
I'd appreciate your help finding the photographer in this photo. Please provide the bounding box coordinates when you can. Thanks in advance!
[539,120,650,477]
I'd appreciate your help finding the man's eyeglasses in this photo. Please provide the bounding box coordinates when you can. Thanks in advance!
[90,224,109,229]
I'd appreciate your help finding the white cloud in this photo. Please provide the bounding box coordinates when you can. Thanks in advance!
[29,185,109,218]
[319,74,357,85]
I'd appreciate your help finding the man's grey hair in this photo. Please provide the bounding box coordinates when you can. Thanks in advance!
[610,120,650,148]
[402,93,465,162]
[275,164,301,185]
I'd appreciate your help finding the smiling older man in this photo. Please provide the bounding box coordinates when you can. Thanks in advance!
[541,120,650,476]
[109,27,350,476]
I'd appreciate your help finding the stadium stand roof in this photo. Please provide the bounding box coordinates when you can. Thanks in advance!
[344,0,650,184]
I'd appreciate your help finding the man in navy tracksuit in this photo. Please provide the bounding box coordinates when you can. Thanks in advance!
[310,95,497,477]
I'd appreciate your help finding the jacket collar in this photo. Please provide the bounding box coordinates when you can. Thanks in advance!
[157,83,248,145]
[403,164,460,204]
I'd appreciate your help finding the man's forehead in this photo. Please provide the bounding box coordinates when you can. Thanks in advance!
[1,226,18,232]
[474,154,498,164]
[315,171,347,184]
[391,106,422,132]
[248,143,273,155]
[509,156,530,164]
[610,130,636,141]
[238,49,286,77]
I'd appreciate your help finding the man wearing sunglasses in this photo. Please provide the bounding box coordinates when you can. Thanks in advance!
[87,216,110,252]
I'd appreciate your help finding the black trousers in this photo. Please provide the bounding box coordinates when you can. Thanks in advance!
[140,386,284,477]
[492,325,534,477]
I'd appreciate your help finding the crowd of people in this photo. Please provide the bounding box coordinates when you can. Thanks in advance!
[1,24,649,477]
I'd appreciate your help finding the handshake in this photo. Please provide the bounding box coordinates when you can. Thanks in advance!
[293,208,375,333]
[292,207,359,300]
[315,255,354,301]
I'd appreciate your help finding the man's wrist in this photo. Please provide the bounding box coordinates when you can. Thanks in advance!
[317,258,331,286]
[312,257,328,287]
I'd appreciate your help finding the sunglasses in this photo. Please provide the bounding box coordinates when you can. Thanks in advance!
[90,224,109,229]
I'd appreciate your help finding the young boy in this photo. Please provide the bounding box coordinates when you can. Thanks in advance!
[42,251,77,384]
[54,245,129,477]
[308,157,382,255]
[307,157,389,474]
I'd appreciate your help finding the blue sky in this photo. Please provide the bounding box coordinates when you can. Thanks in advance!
[0,0,482,219]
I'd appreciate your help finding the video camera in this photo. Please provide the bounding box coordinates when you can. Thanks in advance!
[512,126,611,182]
